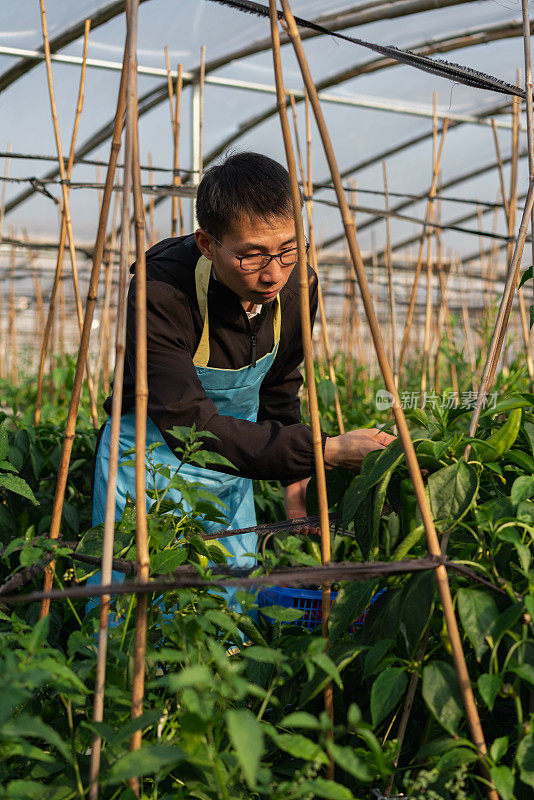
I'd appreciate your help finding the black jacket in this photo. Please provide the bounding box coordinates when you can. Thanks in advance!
[104,234,321,482]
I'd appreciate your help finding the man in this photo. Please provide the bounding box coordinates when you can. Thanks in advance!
[92,152,393,603]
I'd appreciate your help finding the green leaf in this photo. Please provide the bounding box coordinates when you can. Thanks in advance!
[328,580,376,642]
[279,712,322,730]
[226,709,264,787]
[267,729,328,764]
[517,733,534,789]
[306,467,353,514]
[457,588,499,660]
[244,646,285,665]
[326,742,373,782]
[0,474,38,505]
[342,438,406,526]
[5,780,48,799]
[490,765,515,800]
[311,651,342,689]
[490,736,509,762]
[299,778,355,800]
[510,663,534,686]
[163,665,212,691]
[524,422,534,456]
[19,545,43,568]
[511,475,534,507]
[150,548,187,574]
[370,668,408,726]
[259,605,303,623]
[422,661,463,736]
[363,639,394,679]
[400,571,435,655]
[107,743,184,782]
[477,673,501,711]
[519,265,533,289]
[0,423,8,461]
[427,460,477,525]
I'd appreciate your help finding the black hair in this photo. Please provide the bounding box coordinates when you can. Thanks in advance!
[196,151,302,238]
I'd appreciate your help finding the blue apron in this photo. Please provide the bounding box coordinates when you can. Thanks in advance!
[90,255,281,613]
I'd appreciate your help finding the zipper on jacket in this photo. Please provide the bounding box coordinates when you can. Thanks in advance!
[250,332,257,368]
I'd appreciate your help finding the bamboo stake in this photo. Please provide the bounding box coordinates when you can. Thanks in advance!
[382,162,398,385]
[289,93,344,433]
[421,100,438,405]
[164,50,184,237]
[509,88,534,379]
[490,119,510,225]
[436,237,459,396]
[88,70,134,800]
[280,4,496,795]
[38,6,99,427]
[39,26,129,621]
[27,247,45,345]
[466,179,534,447]
[398,118,449,377]
[34,17,96,425]
[420,236,433,407]
[457,258,477,386]
[95,190,121,398]
[348,180,367,387]
[127,4,150,789]
[8,245,17,386]
[269,1,334,776]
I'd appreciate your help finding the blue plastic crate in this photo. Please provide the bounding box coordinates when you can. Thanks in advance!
[257,585,386,631]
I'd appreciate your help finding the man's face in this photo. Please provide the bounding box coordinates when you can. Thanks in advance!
[195,214,297,308]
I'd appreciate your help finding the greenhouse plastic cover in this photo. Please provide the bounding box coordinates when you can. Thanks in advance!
[0,0,532,260]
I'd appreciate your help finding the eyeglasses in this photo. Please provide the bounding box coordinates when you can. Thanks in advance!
[210,234,309,273]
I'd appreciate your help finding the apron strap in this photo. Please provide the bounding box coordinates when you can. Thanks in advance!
[192,255,282,368]
[193,256,212,368]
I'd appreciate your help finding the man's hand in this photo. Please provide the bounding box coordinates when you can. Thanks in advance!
[324,428,396,471]
[284,477,310,519]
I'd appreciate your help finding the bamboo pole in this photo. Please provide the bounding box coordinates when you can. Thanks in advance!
[420,236,433,407]
[88,58,134,800]
[269,1,334,776]
[457,258,477,386]
[39,22,129,621]
[509,88,534,379]
[289,92,344,433]
[95,189,121,398]
[382,162,398,385]
[127,4,150,790]
[280,4,496,795]
[164,50,184,237]
[397,118,449,377]
[34,17,95,425]
[421,100,438,406]
[490,119,510,225]
[467,177,534,445]
[436,237,459,396]
[38,6,99,427]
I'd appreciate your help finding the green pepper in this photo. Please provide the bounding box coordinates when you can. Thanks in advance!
[400,478,418,536]
[504,448,534,474]
[391,479,425,560]
[474,408,522,462]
